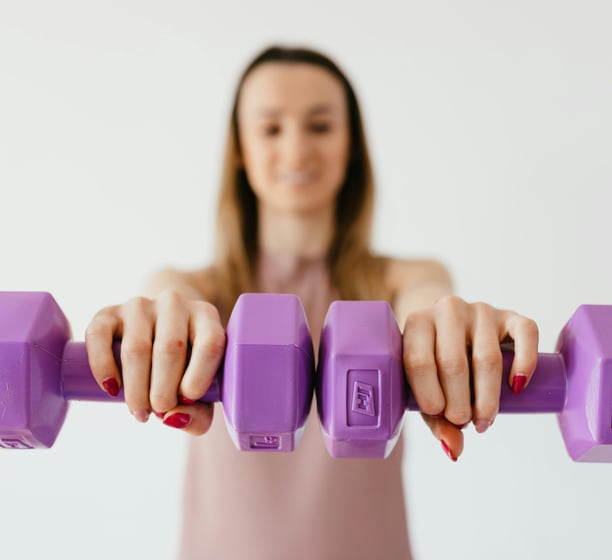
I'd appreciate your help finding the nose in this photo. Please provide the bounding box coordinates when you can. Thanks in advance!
[280,124,313,168]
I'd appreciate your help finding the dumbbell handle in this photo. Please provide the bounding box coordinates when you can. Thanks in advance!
[403,350,567,413]
[61,341,221,403]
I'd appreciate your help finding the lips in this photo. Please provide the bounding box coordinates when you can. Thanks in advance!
[280,171,316,185]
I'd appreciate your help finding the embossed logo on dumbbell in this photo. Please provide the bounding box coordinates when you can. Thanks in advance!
[249,435,280,449]
[352,381,375,416]
[0,437,33,449]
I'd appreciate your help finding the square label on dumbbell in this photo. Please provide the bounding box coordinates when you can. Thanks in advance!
[347,370,379,427]
[0,437,34,449]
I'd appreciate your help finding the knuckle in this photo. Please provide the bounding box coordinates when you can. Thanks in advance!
[445,407,472,425]
[471,350,502,373]
[91,304,119,322]
[85,321,108,341]
[403,354,435,379]
[437,355,467,377]
[520,317,539,339]
[155,337,187,360]
[436,294,465,315]
[403,309,429,328]
[181,377,208,399]
[126,296,152,312]
[150,391,178,413]
[194,300,222,322]
[86,309,118,339]
[472,301,493,318]
[157,288,185,308]
[418,397,445,416]
[198,327,226,360]
[122,338,153,359]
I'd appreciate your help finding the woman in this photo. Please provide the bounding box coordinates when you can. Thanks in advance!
[85,45,538,559]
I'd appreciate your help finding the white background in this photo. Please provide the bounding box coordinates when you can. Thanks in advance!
[1,1,611,558]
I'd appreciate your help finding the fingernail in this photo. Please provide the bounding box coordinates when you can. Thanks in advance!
[474,420,491,434]
[153,412,165,419]
[440,439,457,462]
[512,374,528,394]
[163,412,191,429]
[455,422,469,430]
[133,410,150,423]
[102,378,120,397]
[432,412,444,419]
[179,396,196,405]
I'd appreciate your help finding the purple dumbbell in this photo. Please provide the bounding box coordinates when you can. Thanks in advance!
[317,300,612,462]
[0,292,314,451]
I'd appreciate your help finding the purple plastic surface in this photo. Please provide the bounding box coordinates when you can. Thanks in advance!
[0,292,314,451]
[223,293,314,452]
[317,300,406,459]
[317,300,612,462]
[0,292,71,448]
[556,305,612,461]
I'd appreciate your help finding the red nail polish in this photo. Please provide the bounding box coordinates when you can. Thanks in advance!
[512,374,527,394]
[179,396,196,405]
[432,412,444,419]
[440,439,457,462]
[154,412,165,419]
[163,412,191,429]
[102,378,120,397]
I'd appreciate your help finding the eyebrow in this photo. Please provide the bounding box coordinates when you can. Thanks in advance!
[255,104,340,118]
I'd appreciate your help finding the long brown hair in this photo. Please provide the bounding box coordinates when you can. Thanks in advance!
[213,45,389,322]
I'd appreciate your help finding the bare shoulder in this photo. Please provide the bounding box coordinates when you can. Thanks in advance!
[383,257,454,324]
[144,265,218,302]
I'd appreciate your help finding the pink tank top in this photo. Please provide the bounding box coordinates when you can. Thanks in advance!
[179,252,412,559]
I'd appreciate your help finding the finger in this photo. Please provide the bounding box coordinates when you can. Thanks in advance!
[421,414,465,462]
[179,302,226,401]
[470,304,503,433]
[85,306,123,397]
[120,297,155,422]
[149,291,190,413]
[434,299,471,426]
[159,403,215,436]
[502,313,539,393]
[403,311,445,416]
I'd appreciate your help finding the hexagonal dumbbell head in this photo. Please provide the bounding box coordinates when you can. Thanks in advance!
[0,292,70,449]
[317,300,407,459]
[557,305,612,462]
[222,293,315,452]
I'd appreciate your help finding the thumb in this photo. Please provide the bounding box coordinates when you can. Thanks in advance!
[421,413,465,462]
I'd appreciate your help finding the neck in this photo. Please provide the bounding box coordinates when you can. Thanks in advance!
[257,204,335,259]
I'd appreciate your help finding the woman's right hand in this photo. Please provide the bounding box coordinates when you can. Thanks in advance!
[85,289,226,435]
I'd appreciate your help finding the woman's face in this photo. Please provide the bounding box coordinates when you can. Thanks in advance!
[236,62,351,216]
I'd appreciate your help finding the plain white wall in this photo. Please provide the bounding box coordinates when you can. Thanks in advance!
[1,1,611,558]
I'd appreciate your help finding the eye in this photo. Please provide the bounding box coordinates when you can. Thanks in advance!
[309,122,332,133]
[262,125,280,136]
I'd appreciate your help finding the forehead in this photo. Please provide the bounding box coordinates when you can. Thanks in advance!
[237,62,347,119]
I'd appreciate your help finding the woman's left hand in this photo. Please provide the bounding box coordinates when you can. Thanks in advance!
[402,295,539,461]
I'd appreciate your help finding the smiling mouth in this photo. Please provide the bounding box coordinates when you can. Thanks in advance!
[280,171,317,185]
